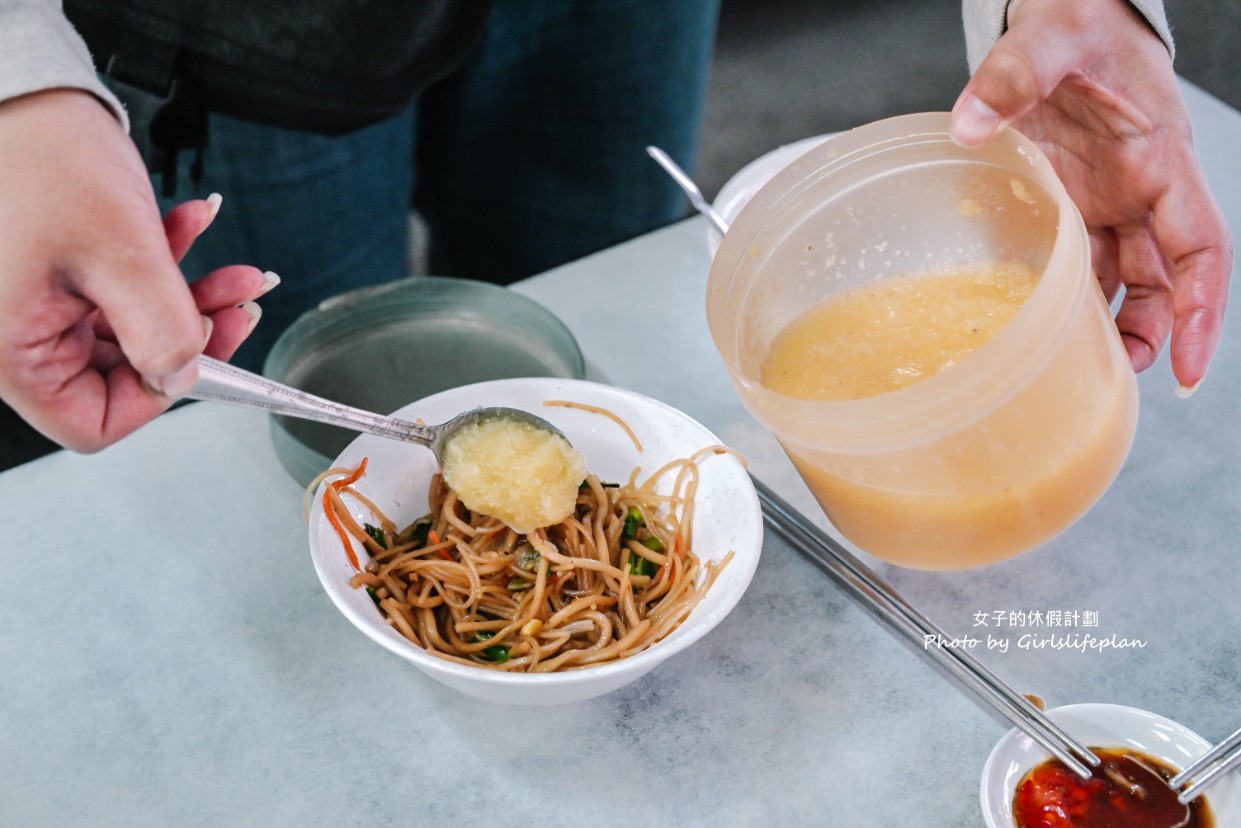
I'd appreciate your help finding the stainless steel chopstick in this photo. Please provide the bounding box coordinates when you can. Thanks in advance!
[753,475,1101,779]
[1171,724,1241,804]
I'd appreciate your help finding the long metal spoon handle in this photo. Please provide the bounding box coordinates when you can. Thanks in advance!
[190,355,434,446]
[645,145,730,236]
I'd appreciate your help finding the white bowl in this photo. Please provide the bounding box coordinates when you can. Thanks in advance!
[308,378,762,705]
[707,133,835,256]
[981,703,1241,827]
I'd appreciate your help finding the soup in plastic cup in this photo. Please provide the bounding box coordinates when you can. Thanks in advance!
[707,113,1136,570]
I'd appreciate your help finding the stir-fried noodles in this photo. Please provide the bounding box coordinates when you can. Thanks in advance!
[317,448,735,673]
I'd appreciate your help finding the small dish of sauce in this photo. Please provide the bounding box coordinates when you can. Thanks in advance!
[981,704,1241,828]
[1013,748,1213,828]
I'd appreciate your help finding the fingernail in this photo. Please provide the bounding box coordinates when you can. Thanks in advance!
[240,301,262,334]
[1175,365,1209,399]
[147,360,199,399]
[206,193,223,223]
[950,96,1003,147]
[256,271,281,297]
[201,314,214,344]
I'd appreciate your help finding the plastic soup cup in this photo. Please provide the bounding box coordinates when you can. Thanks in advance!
[707,113,1137,570]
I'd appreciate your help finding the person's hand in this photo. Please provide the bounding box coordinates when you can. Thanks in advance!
[0,89,273,451]
[949,0,1233,394]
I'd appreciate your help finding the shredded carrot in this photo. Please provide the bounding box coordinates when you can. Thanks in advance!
[426,529,453,561]
[323,458,368,571]
[331,456,368,490]
[325,488,360,571]
[645,535,685,591]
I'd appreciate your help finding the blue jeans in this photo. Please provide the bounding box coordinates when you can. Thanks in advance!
[143,0,720,371]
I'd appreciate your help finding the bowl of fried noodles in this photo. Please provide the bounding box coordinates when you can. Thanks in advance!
[307,377,762,705]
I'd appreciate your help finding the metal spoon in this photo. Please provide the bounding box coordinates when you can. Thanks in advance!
[189,355,566,464]
[645,145,730,235]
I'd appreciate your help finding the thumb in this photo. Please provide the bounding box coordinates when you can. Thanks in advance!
[76,217,211,398]
[949,8,1081,147]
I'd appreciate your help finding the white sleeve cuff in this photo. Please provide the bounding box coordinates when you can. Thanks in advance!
[0,0,129,131]
[962,0,1174,72]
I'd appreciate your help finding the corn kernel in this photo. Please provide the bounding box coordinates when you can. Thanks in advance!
[521,619,544,637]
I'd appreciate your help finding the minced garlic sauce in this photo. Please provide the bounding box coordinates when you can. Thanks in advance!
[440,417,586,534]
[761,260,1039,401]
[753,258,1141,569]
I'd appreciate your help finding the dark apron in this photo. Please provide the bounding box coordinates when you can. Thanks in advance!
[65,0,495,191]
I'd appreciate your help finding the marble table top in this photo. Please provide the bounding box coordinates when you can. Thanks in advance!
[2,80,1239,826]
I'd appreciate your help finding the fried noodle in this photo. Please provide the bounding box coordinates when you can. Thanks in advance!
[321,447,737,673]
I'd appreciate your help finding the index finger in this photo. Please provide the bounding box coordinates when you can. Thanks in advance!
[1149,146,1233,393]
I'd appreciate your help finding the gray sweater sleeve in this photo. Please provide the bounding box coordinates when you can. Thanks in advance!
[0,0,1176,133]
[0,0,128,130]
[963,0,1173,71]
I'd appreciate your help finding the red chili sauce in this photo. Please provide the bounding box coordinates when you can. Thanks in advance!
[1013,747,1214,828]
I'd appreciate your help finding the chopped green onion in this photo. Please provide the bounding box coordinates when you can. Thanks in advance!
[516,544,541,571]
[628,554,657,578]
[640,535,666,552]
[472,631,510,662]
[403,519,432,547]
[623,506,644,539]
[482,645,510,663]
[507,578,533,591]
[364,523,387,549]
[366,587,382,606]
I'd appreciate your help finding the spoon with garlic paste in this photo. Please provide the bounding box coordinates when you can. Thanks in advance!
[190,355,585,531]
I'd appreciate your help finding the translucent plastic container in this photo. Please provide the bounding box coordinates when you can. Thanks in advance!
[707,113,1138,570]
